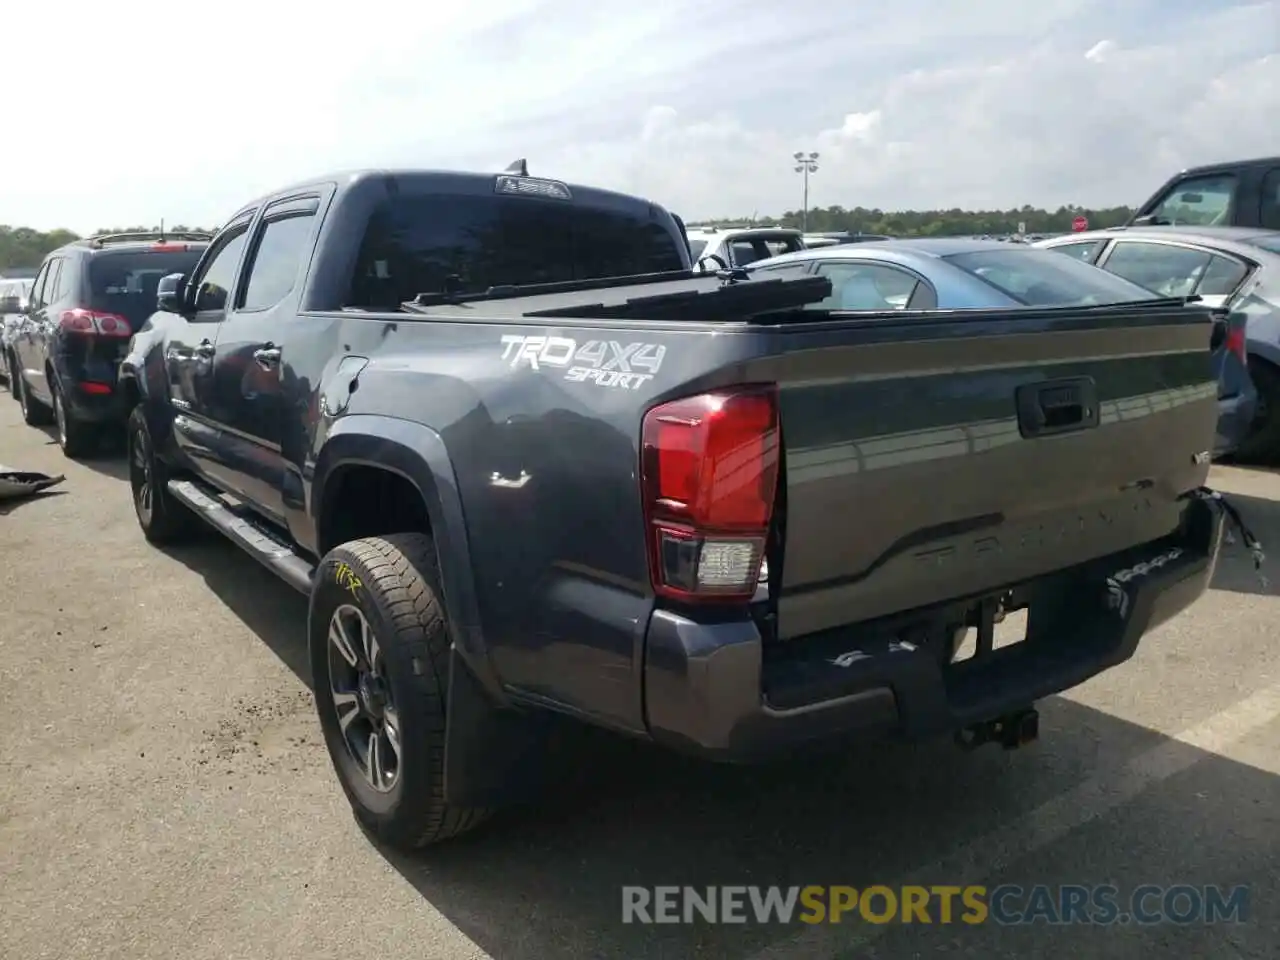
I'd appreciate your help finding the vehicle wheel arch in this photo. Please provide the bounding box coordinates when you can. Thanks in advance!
[311,417,498,697]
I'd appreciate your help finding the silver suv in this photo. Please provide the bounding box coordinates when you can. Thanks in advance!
[0,276,34,386]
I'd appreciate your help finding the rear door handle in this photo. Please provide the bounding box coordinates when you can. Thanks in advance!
[253,345,282,369]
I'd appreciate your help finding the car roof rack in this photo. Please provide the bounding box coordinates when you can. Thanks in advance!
[83,229,214,248]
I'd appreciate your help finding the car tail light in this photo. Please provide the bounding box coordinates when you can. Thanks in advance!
[641,385,780,602]
[1225,326,1246,363]
[79,382,112,395]
[60,308,132,338]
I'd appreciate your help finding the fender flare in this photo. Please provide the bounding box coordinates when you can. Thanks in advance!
[311,414,504,702]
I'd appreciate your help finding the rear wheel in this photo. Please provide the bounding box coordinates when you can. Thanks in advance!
[1234,358,1280,464]
[127,405,198,543]
[52,380,95,459]
[310,534,491,850]
[16,369,52,426]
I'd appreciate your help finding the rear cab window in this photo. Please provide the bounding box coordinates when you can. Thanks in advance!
[944,248,1159,306]
[1147,173,1236,226]
[88,247,205,327]
[346,190,686,309]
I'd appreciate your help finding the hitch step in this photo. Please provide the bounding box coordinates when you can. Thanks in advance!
[955,707,1039,752]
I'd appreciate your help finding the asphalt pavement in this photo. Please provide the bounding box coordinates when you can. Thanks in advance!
[1,391,1277,960]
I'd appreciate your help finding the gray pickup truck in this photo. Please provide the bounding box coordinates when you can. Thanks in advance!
[120,166,1227,850]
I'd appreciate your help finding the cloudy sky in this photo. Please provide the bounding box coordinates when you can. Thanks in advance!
[3,0,1277,232]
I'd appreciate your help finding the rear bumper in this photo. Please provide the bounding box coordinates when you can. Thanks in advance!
[642,495,1224,760]
[52,357,129,424]
[1214,393,1256,458]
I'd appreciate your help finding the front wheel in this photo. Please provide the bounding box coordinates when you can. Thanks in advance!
[309,534,491,850]
[127,406,198,543]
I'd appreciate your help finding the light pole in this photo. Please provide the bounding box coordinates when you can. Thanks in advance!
[793,151,819,232]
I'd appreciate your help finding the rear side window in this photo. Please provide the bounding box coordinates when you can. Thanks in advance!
[812,261,923,310]
[347,194,686,309]
[1045,240,1105,263]
[88,249,204,326]
[944,248,1158,306]
[1098,242,1215,297]
[1148,174,1235,226]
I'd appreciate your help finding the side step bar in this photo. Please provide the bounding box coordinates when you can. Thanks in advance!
[167,479,315,595]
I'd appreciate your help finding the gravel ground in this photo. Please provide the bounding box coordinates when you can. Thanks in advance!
[1,392,1277,960]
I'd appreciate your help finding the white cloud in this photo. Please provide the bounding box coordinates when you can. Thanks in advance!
[2,0,1277,232]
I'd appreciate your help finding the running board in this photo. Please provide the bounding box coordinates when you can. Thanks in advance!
[167,479,315,595]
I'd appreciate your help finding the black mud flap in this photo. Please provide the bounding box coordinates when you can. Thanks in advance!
[443,649,554,807]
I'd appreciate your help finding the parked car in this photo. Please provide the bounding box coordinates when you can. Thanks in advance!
[1130,156,1280,230]
[1036,226,1280,461]
[0,277,34,385]
[122,167,1226,851]
[746,238,1252,458]
[8,231,210,456]
[686,225,806,271]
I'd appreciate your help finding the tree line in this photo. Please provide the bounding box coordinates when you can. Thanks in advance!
[1,204,1137,271]
[702,204,1136,236]
[0,224,215,272]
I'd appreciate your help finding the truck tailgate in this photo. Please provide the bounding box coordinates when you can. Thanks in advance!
[758,304,1218,640]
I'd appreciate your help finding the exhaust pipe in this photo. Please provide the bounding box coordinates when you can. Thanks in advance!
[955,707,1039,752]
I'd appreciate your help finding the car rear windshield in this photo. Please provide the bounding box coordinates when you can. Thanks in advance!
[88,249,204,325]
[943,248,1160,307]
[1244,235,1280,255]
[347,194,687,309]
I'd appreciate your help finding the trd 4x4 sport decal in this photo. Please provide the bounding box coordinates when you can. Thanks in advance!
[499,335,666,391]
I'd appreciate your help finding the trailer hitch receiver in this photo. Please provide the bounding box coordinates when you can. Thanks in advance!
[955,707,1040,752]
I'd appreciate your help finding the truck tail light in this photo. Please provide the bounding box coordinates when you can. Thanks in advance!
[60,308,132,338]
[641,384,780,603]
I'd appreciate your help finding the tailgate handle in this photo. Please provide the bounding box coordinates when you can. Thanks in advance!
[1015,377,1099,439]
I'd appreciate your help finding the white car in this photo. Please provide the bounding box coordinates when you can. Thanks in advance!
[685,227,806,271]
[0,277,33,386]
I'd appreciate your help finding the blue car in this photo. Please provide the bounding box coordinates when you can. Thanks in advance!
[1037,226,1280,462]
[746,238,1252,459]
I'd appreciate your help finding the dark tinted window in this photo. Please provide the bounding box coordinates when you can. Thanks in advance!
[1260,167,1280,230]
[347,194,685,308]
[89,249,205,325]
[241,214,315,311]
[45,259,65,302]
[1148,173,1235,226]
[194,230,250,313]
[29,261,50,308]
[944,248,1159,306]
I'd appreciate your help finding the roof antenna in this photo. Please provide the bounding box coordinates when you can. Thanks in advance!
[504,158,528,177]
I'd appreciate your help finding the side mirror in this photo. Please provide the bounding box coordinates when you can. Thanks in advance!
[156,272,187,313]
[0,295,21,314]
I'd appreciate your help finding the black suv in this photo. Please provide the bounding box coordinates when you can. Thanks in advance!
[9,231,210,456]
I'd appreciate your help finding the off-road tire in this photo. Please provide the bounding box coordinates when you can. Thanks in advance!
[16,370,52,425]
[1233,358,1280,464]
[127,405,199,544]
[52,379,96,459]
[309,534,491,850]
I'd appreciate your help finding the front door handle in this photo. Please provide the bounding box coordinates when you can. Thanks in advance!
[253,345,282,369]
[194,340,216,358]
